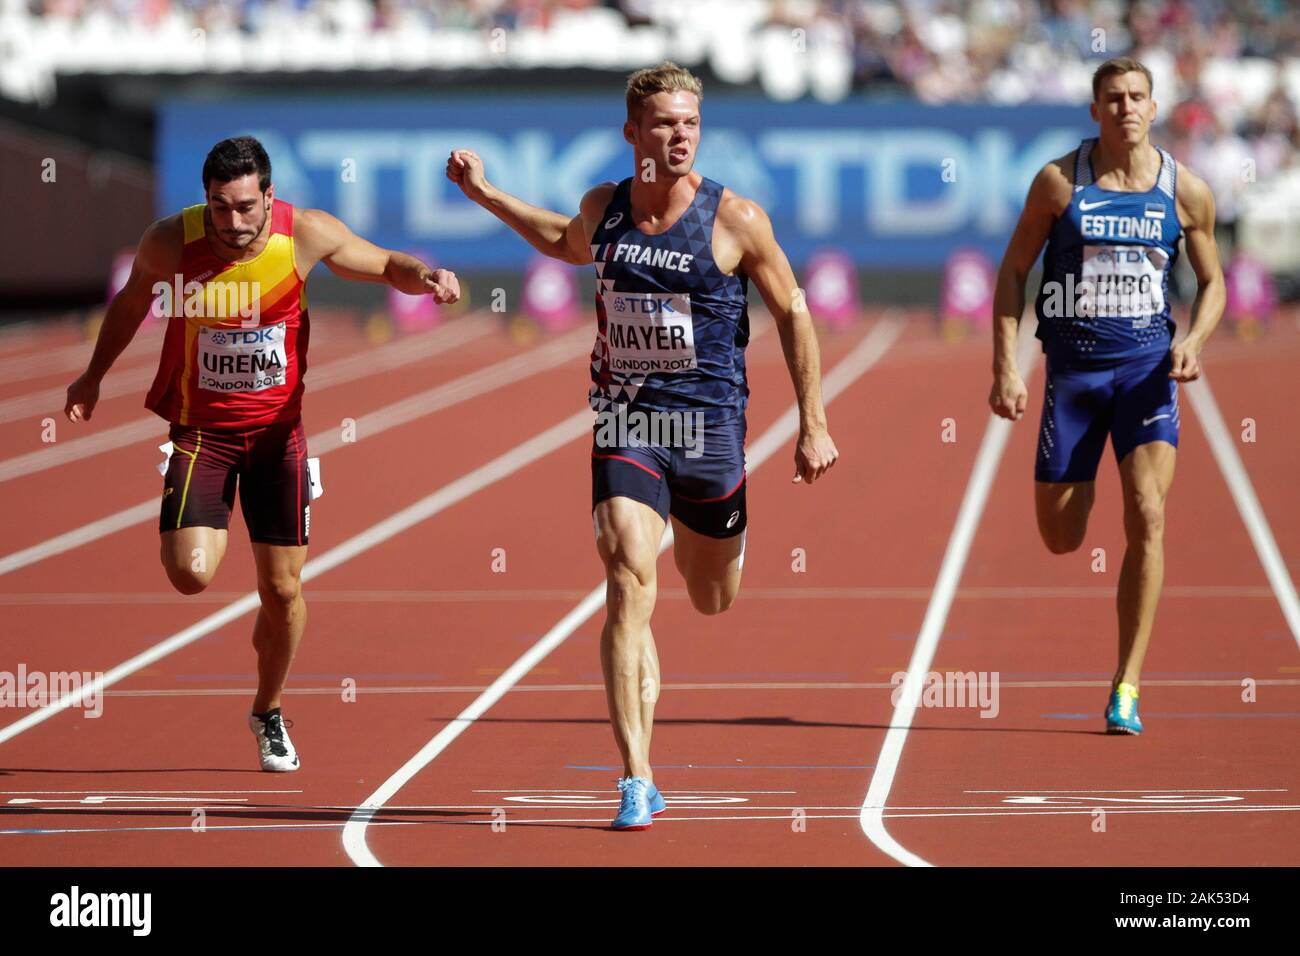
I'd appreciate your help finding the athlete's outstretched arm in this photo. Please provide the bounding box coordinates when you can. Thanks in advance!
[445,149,601,266]
[989,159,1071,421]
[295,208,459,302]
[65,216,181,423]
[1169,170,1225,382]
[726,196,838,484]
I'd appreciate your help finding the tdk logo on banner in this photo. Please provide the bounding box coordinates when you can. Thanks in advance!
[161,99,1086,266]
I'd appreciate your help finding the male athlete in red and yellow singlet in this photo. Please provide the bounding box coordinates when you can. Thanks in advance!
[64,137,460,771]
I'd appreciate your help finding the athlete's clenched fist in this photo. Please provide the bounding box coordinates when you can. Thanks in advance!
[422,267,461,304]
[447,150,491,204]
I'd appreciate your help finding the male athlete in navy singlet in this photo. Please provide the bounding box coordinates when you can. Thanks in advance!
[447,62,839,828]
[989,57,1225,736]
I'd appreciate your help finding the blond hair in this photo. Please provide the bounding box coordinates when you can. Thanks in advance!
[626,61,703,120]
[1091,57,1154,101]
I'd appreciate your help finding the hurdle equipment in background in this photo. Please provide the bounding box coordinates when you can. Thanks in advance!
[803,248,859,331]
[939,248,995,343]
[85,247,139,340]
[523,255,580,333]
[1225,254,1277,342]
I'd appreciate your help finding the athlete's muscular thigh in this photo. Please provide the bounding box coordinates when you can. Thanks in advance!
[1035,480,1094,555]
[595,496,666,584]
[1117,441,1176,539]
[671,517,744,615]
[160,526,228,594]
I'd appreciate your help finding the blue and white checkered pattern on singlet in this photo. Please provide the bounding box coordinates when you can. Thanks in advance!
[588,176,750,424]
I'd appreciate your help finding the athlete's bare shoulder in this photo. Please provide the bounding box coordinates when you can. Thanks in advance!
[1173,162,1215,231]
[716,187,777,264]
[716,187,770,234]
[137,213,183,277]
[293,206,346,243]
[712,187,776,274]
[580,181,618,221]
[1027,151,1076,217]
[567,181,619,253]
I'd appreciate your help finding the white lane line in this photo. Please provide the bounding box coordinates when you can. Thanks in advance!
[0,363,154,425]
[0,501,158,577]
[0,789,302,794]
[965,788,1287,793]
[342,312,909,867]
[0,362,154,421]
[471,789,797,793]
[0,337,148,384]
[0,315,492,478]
[1184,373,1300,649]
[0,406,600,746]
[67,676,1300,700]
[876,805,1300,820]
[0,325,589,576]
[858,317,1041,868]
[0,584,1277,603]
[14,804,1300,838]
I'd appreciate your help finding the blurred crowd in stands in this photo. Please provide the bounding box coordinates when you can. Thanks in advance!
[2,0,1295,259]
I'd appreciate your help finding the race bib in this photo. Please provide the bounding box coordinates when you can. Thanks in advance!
[1079,246,1167,324]
[601,291,697,375]
[197,322,287,393]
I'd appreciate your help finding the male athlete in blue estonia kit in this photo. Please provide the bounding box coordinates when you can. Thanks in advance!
[448,62,839,830]
[990,57,1225,736]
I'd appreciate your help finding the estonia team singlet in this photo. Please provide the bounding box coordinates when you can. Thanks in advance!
[145,199,309,428]
[588,176,750,424]
[1035,138,1182,366]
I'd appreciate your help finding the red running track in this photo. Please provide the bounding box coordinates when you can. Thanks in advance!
[0,307,1296,866]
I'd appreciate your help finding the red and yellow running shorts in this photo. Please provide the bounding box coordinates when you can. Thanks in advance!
[159,416,311,546]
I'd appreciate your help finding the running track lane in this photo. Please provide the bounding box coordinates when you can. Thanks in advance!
[0,315,917,863]
[0,314,496,551]
[5,316,1289,868]
[0,322,596,708]
[877,315,1300,866]
[0,312,771,861]
[354,315,1004,865]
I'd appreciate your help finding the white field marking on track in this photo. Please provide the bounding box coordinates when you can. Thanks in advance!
[341,312,909,867]
[0,317,488,466]
[1184,374,1300,649]
[0,314,491,437]
[0,789,302,794]
[0,314,493,480]
[0,360,155,420]
[7,795,251,804]
[0,323,589,576]
[1,584,1275,604]
[859,316,1041,869]
[0,336,152,384]
[443,804,1300,825]
[965,788,1288,793]
[78,677,1300,699]
[0,407,602,745]
[10,806,1300,839]
[471,789,797,793]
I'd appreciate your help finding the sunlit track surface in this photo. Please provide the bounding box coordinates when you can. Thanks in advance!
[0,307,1297,866]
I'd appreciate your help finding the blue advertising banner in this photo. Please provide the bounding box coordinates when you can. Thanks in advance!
[158,96,1093,269]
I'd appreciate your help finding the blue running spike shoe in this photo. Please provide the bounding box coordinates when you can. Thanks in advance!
[1105,682,1143,735]
[648,780,666,816]
[612,776,654,830]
